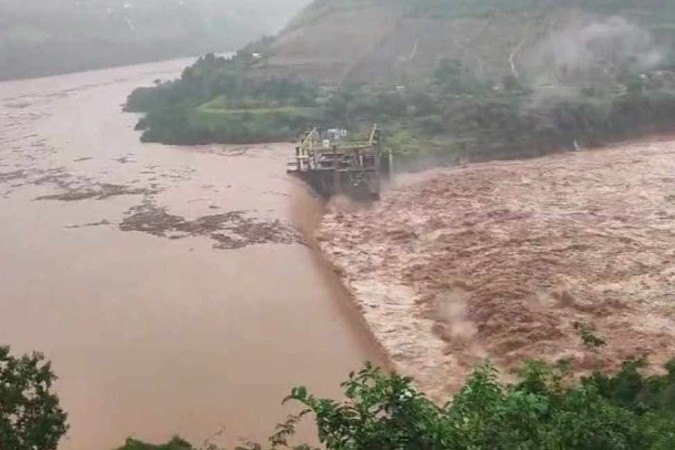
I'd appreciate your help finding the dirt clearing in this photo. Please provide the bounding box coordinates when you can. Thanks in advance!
[319,138,675,399]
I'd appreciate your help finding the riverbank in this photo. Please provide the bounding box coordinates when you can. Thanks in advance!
[319,138,675,399]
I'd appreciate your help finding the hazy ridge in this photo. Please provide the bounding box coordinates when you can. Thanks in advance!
[0,0,309,81]
[254,0,675,84]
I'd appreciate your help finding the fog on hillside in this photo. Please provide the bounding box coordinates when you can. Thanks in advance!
[0,0,310,80]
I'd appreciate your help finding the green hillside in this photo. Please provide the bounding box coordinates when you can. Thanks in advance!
[126,0,675,165]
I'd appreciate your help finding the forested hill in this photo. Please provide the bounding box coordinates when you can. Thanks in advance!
[254,0,675,84]
[125,0,675,163]
[0,0,309,81]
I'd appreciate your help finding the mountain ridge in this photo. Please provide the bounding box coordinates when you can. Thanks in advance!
[250,0,675,85]
[0,0,309,81]
[125,0,675,163]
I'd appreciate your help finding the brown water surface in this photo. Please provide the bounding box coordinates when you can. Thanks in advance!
[0,60,383,449]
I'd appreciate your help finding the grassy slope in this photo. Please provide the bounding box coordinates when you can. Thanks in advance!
[252,0,675,85]
[192,105,317,130]
[192,95,318,134]
[255,0,401,84]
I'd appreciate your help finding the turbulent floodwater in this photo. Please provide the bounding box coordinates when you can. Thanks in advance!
[320,139,675,399]
[0,60,384,449]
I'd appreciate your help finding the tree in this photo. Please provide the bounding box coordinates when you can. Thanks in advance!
[281,360,675,449]
[0,346,68,450]
[118,352,675,450]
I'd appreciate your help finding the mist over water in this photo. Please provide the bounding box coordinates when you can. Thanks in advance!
[0,59,383,449]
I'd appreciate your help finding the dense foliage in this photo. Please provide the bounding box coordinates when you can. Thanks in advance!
[122,0,675,165]
[0,346,68,450]
[121,355,675,450]
[116,436,194,450]
[126,49,322,144]
[126,46,675,166]
[2,336,672,450]
[277,359,675,450]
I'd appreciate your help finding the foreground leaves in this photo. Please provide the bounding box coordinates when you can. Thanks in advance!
[282,359,675,450]
[0,346,68,450]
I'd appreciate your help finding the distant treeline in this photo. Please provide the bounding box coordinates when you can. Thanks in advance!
[126,44,675,166]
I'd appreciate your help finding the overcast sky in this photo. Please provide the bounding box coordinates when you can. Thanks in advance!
[0,0,312,33]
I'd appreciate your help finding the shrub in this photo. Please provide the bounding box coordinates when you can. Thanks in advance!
[114,436,194,450]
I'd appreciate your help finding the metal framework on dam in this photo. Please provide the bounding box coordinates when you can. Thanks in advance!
[287,124,392,200]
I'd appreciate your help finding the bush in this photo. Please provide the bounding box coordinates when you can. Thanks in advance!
[277,359,675,450]
[115,436,194,450]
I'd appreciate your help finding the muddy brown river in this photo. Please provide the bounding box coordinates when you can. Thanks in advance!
[0,60,384,449]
